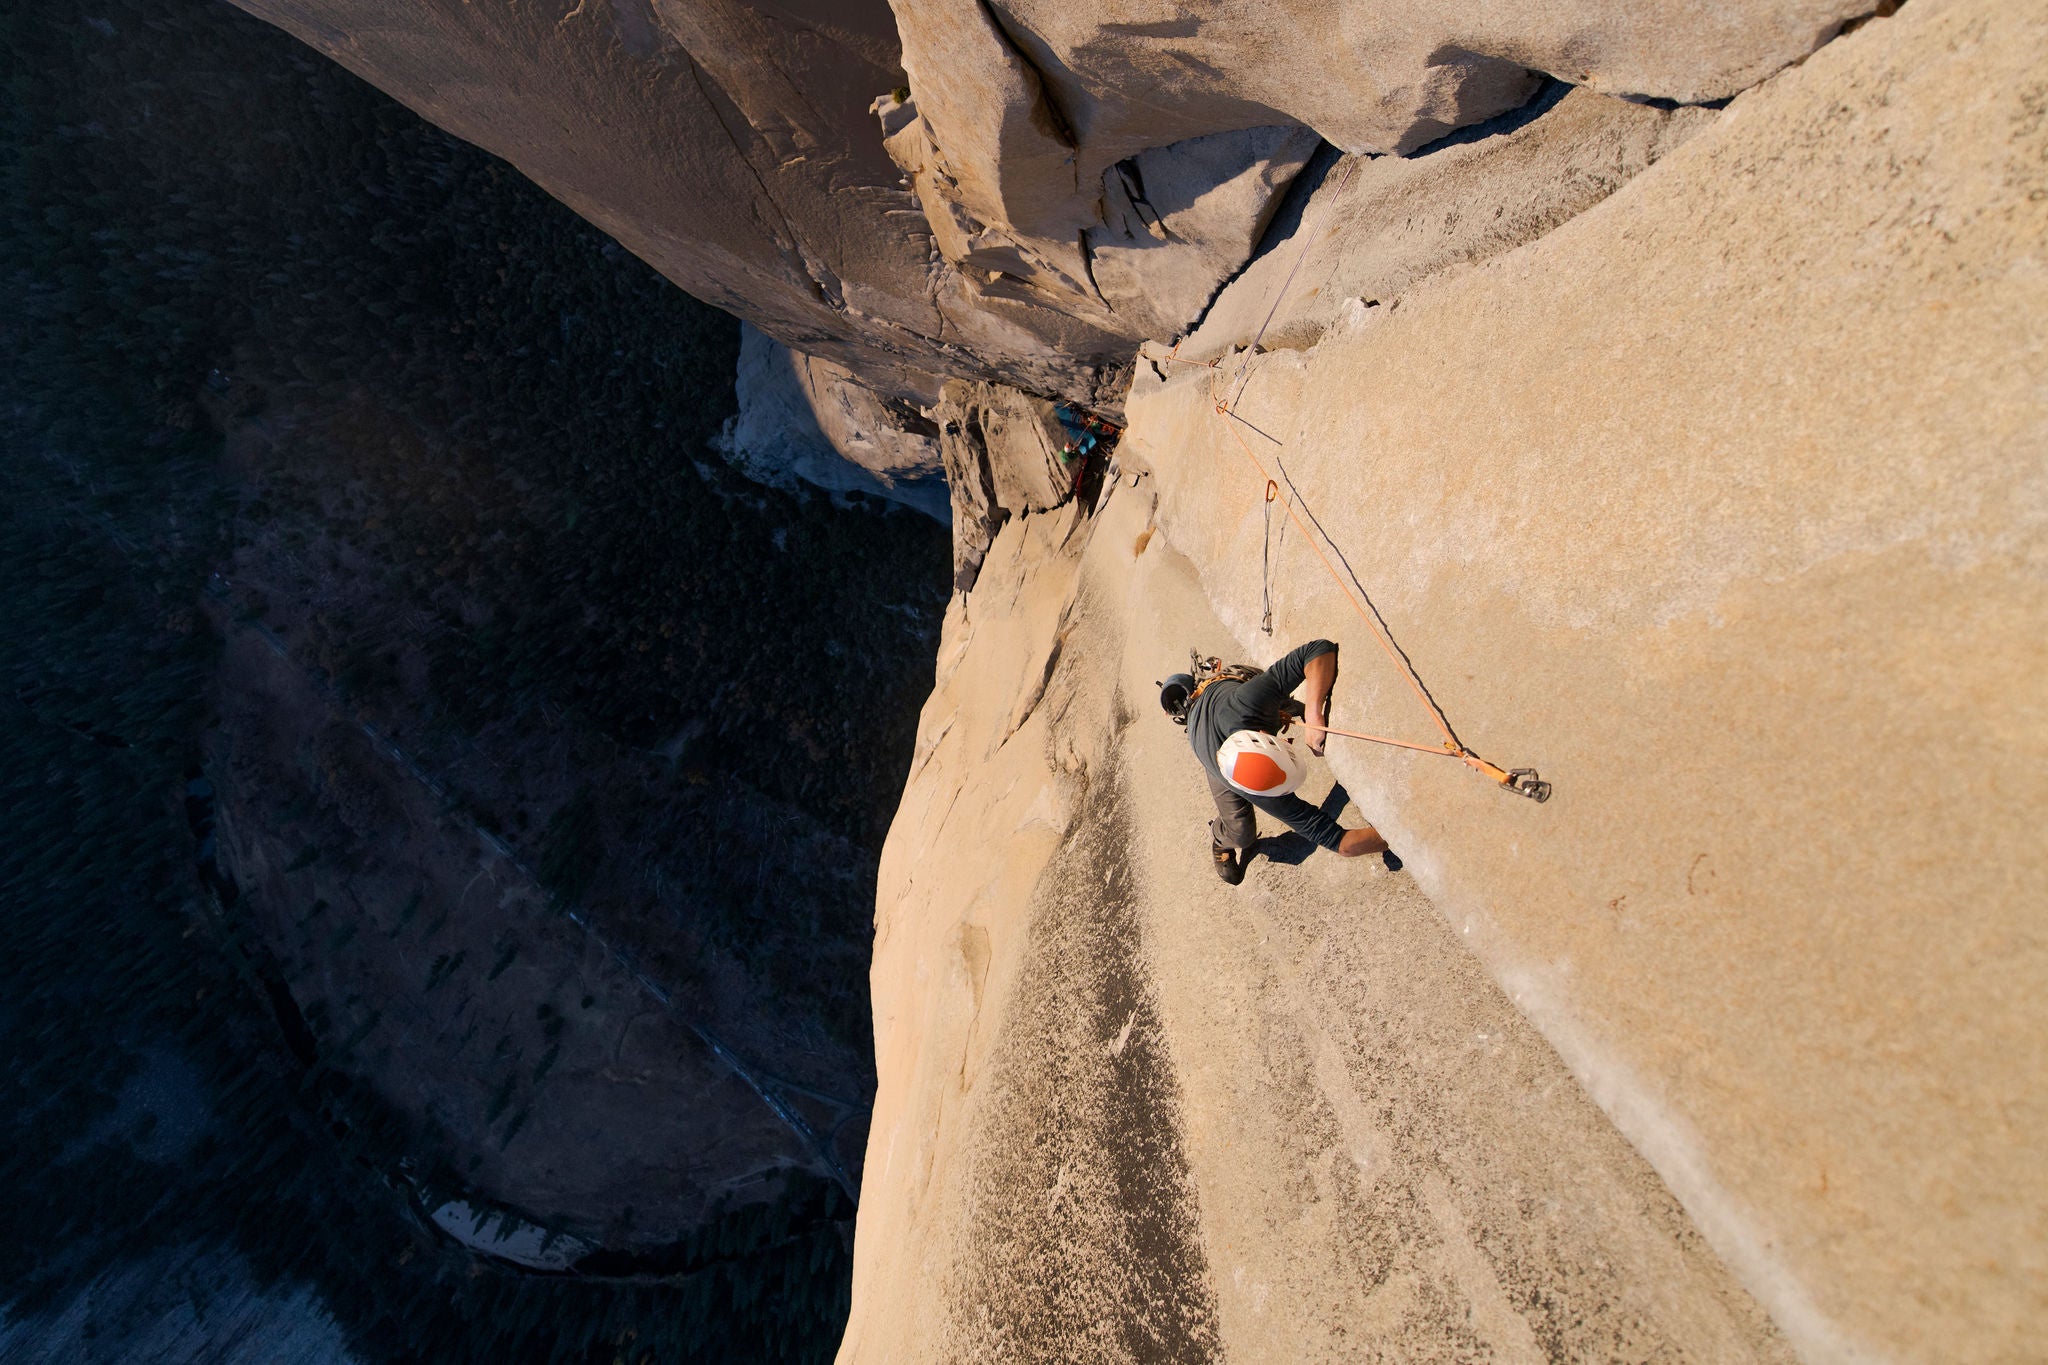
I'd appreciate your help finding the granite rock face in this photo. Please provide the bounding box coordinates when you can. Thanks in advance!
[1081,126,1322,342]
[218,0,2048,1361]
[929,380,1080,591]
[847,458,1800,1365]
[717,324,950,520]
[1091,4,2041,1360]
[230,0,1870,414]
[1176,84,1718,360]
[854,2,2047,1362]
[876,0,1867,363]
[902,0,1869,168]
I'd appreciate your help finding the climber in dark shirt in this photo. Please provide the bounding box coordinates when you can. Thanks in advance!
[1161,639,1388,885]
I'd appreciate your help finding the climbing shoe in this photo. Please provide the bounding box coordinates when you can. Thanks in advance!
[1211,839,1245,886]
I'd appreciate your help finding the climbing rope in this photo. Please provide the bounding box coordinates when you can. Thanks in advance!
[1213,379,1549,801]
[1259,478,1277,635]
[1225,157,1361,405]
[1157,155,1552,803]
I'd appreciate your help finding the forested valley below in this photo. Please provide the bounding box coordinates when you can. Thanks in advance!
[0,1,949,1360]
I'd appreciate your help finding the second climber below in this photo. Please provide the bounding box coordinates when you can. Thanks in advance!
[1160,639,1389,885]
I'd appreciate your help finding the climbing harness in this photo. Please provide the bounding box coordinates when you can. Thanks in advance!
[1155,156,1553,805]
[1187,651,1264,703]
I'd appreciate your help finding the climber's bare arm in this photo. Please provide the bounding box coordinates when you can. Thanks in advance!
[1302,649,1337,756]
[1298,648,1382,855]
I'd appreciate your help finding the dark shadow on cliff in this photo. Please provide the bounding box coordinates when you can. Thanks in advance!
[0,0,922,1357]
[1406,77,1573,158]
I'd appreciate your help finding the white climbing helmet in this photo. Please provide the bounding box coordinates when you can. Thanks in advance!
[1216,729,1307,798]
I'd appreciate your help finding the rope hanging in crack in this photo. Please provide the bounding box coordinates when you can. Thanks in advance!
[1208,368,1551,803]
[1229,156,1360,408]
[1259,478,1277,636]
[1160,160,1548,800]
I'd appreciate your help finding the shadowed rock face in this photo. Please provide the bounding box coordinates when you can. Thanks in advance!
[717,323,951,520]
[226,0,1869,413]
[228,0,962,394]
[212,0,2046,1361]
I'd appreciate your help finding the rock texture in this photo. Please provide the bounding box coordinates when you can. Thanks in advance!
[717,323,950,520]
[1082,126,1321,342]
[928,379,1109,591]
[1107,2,2045,1358]
[900,0,1866,165]
[1178,84,1717,360]
[846,475,1794,1363]
[218,0,2048,1360]
[880,0,1865,352]
[229,0,1871,411]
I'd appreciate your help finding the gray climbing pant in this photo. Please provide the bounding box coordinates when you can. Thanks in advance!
[1206,767,1259,851]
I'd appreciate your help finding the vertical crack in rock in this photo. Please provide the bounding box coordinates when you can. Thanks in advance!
[940,408,1010,593]
[947,742,1221,1364]
[682,53,846,312]
[978,0,1083,151]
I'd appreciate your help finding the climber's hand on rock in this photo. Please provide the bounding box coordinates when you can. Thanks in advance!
[1337,826,1388,858]
[1304,714,1328,757]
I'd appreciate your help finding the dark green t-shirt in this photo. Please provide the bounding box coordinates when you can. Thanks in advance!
[1187,639,1344,851]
